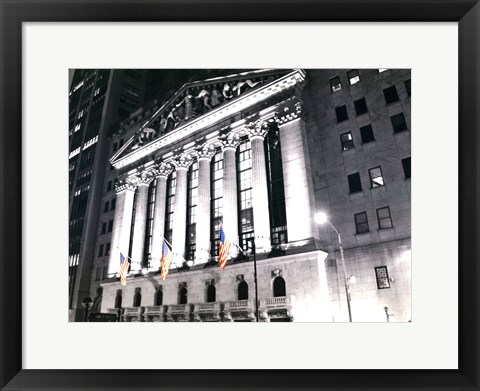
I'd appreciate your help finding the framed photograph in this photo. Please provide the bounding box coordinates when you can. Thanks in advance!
[1,0,478,390]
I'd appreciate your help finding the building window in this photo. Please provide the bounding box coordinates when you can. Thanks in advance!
[178,287,188,305]
[383,85,400,104]
[354,212,369,234]
[347,69,360,85]
[104,242,111,256]
[98,244,104,257]
[101,222,106,234]
[335,105,348,123]
[114,292,122,309]
[330,76,342,92]
[142,180,156,267]
[74,124,81,132]
[206,284,216,303]
[348,172,362,193]
[237,139,254,251]
[113,142,118,153]
[164,172,177,245]
[95,267,102,281]
[360,124,375,143]
[238,281,248,300]
[210,151,223,257]
[154,288,163,306]
[354,97,368,116]
[107,181,112,192]
[186,162,198,261]
[104,201,109,213]
[110,198,116,211]
[378,69,388,73]
[404,79,411,97]
[375,266,391,289]
[402,157,411,179]
[273,276,286,297]
[377,206,393,229]
[391,113,408,133]
[133,289,142,307]
[108,220,113,233]
[340,132,355,151]
[369,166,385,188]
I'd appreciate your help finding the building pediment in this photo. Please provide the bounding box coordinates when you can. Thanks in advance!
[111,69,306,169]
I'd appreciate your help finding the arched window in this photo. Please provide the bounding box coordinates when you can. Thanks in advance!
[273,276,286,297]
[114,293,122,309]
[154,289,163,306]
[178,287,188,304]
[206,284,216,303]
[238,281,248,300]
[133,291,142,307]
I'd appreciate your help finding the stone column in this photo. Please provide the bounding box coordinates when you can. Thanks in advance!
[247,121,271,253]
[129,171,155,272]
[149,163,173,270]
[221,135,240,256]
[108,177,137,275]
[195,146,215,264]
[171,155,193,264]
[276,99,317,245]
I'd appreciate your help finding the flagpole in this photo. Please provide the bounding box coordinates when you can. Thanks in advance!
[219,220,244,253]
[252,237,259,322]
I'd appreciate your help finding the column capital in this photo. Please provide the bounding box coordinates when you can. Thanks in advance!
[274,98,303,126]
[219,133,241,151]
[246,120,269,140]
[172,154,194,171]
[115,176,138,193]
[196,144,216,161]
[153,162,174,179]
[137,169,157,186]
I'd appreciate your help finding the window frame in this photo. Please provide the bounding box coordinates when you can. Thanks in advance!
[375,266,391,289]
[368,166,385,188]
[347,172,363,194]
[354,211,369,234]
[376,206,393,229]
[340,131,355,151]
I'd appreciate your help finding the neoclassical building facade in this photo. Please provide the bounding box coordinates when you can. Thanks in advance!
[94,68,411,322]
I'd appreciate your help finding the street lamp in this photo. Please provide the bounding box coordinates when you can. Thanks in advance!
[315,212,352,322]
[81,296,94,322]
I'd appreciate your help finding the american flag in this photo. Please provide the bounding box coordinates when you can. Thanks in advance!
[219,226,231,270]
[160,240,174,280]
[120,252,129,286]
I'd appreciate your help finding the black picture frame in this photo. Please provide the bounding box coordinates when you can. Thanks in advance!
[1,1,478,390]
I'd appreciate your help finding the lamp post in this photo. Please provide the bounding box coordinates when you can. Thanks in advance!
[315,212,352,322]
[81,296,94,322]
[251,238,260,322]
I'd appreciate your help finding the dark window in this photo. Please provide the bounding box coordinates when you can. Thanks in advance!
[383,85,400,104]
[375,266,391,289]
[107,181,112,192]
[119,138,124,147]
[360,124,375,143]
[108,220,113,233]
[133,291,142,307]
[347,69,360,85]
[111,197,116,210]
[207,285,216,303]
[104,201,109,213]
[95,267,102,281]
[98,244,104,257]
[273,277,286,297]
[369,166,384,188]
[114,293,122,309]
[391,113,408,133]
[178,287,188,305]
[330,76,342,92]
[155,289,163,306]
[354,212,369,234]
[340,132,355,151]
[377,206,393,229]
[101,222,106,234]
[402,157,411,179]
[404,79,411,97]
[348,172,362,193]
[335,105,348,122]
[354,97,368,116]
[105,242,111,256]
[238,281,248,300]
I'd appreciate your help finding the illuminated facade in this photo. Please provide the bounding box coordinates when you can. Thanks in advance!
[79,68,411,322]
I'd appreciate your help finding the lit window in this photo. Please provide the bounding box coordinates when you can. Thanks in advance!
[335,105,348,123]
[375,266,391,289]
[347,70,360,85]
[391,113,408,133]
[377,206,393,229]
[378,69,388,73]
[402,157,411,179]
[360,124,375,143]
[348,172,362,193]
[340,132,354,151]
[94,88,100,96]
[78,110,84,119]
[74,124,81,132]
[383,85,400,104]
[354,97,368,116]
[369,166,384,188]
[354,212,369,234]
[330,76,342,92]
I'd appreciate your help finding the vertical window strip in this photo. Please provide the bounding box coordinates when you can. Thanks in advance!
[237,139,254,251]
[210,150,224,257]
[186,162,198,261]
[164,171,177,245]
